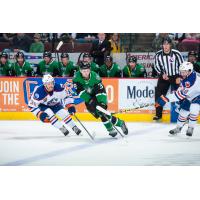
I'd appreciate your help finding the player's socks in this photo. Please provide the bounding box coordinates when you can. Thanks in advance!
[103,120,113,131]
[49,115,63,129]
[63,115,76,128]
[110,116,124,127]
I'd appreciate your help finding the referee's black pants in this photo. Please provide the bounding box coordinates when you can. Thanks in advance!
[155,75,179,118]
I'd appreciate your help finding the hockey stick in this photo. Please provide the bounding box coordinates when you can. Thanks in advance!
[55,40,64,63]
[74,114,94,141]
[77,52,84,66]
[125,50,131,65]
[112,102,155,114]
[96,106,124,138]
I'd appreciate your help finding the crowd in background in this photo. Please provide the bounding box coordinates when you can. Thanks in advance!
[0,33,200,78]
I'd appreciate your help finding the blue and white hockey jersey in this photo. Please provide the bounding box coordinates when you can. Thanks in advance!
[28,83,74,110]
[167,72,200,103]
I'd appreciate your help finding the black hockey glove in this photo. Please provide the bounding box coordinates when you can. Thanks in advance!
[68,106,76,115]
[37,111,50,123]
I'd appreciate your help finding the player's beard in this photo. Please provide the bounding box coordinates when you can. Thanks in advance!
[45,84,54,92]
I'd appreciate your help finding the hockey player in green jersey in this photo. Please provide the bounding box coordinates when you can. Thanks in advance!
[0,52,12,76]
[59,53,78,77]
[11,51,34,77]
[99,55,121,77]
[37,51,61,76]
[123,56,146,78]
[82,53,100,74]
[73,62,128,137]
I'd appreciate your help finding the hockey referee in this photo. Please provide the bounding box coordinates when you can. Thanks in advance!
[153,36,184,121]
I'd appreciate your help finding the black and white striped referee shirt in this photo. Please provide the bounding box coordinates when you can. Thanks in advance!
[154,49,184,76]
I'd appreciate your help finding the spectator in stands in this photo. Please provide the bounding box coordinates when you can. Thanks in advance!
[170,33,185,43]
[75,33,97,42]
[109,33,121,53]
[0,52,12,76]
[119,33,136,52]
[123,56,146,78]
[10,51,34,76]
[185,33,200,40]
[37,51,60,77]
[99,55,121,77]
[82,53,99,74]
[90,33,111,66]
[188,51,200,73]
[29,33,44,53]
[0,33,16,43]
[12,33,32,52]
[59,52,78,77]
[58,33,72,43]
[152,33,176,51]
[40,33,50,43]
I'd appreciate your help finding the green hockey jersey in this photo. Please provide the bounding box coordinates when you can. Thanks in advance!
[123,64,146,78]
[59,61,78,77]
[73,71,107,104]
[37,59,60,76]
[99,63,121,77]
[11,61,34,76]
[90,61,100,74]
[0,60,12,76]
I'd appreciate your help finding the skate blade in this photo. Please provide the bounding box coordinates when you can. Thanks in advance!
[168,133,178,137]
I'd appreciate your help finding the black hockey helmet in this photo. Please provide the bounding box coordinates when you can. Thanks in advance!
[79,61,90,70]
[83,53,91,58]
[128,56,137,63]
[188,51,197,57]
[162,36,172,44]
[0,52,8,59]
[43,51,52,58]
[105,55,113,62]
[16,51,25,59]
[61,52,69,59]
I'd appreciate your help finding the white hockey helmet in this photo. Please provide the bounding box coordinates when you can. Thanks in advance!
[42,74,54,84]
[179,61,193,72]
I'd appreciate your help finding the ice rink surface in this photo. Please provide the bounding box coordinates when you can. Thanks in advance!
[0,120,200,166]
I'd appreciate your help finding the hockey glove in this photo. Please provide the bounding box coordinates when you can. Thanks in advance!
[155,95,169,107]
[37,111,50,123]
[66,104,76,115]
[68,106,76,115]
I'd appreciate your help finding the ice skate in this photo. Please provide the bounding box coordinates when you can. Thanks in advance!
[59,125,69,136]
[121,121,128,135]
[72,125,82,135]
[153,116,162,121]
[186,127,194,137]
[109,128,118,137]
[169,126,182,135]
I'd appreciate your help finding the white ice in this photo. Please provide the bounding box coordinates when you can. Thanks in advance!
[0,120,200,166]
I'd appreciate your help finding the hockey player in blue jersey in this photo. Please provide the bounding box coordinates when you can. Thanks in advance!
[156,61,200,137]
[28,74,81,136]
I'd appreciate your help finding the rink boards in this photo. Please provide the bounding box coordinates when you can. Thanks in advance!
[0,77,199,123]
